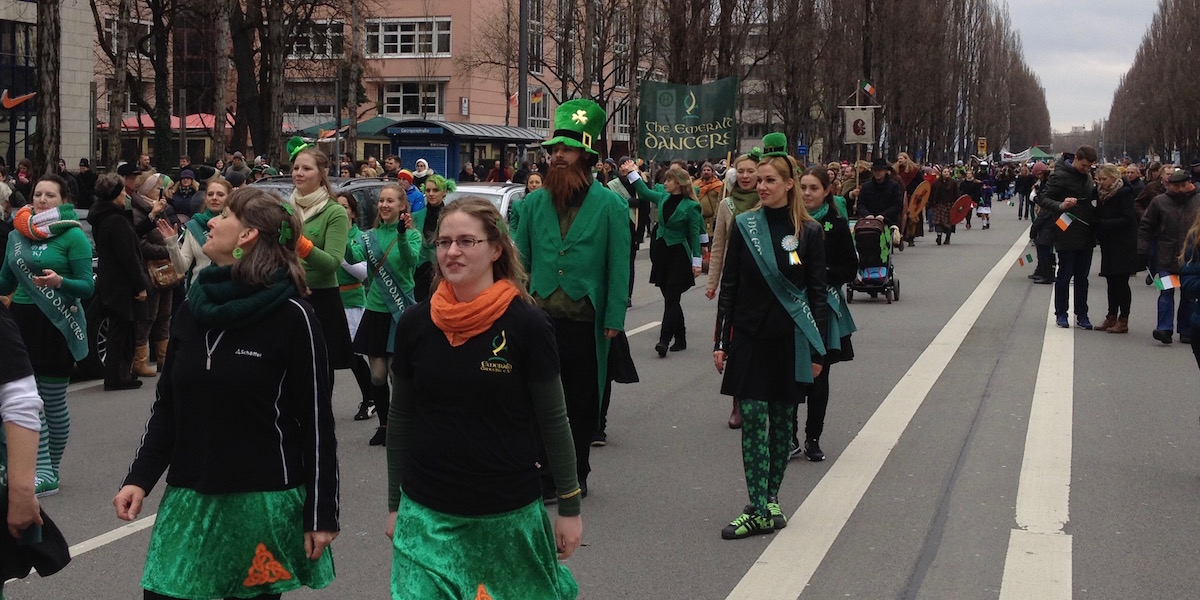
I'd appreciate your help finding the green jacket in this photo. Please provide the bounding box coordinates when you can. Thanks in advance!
[301,200,350,290]
[631,177,706,261]
[514,180,631,395]
[337,224,367,309]
[363,221,422,314]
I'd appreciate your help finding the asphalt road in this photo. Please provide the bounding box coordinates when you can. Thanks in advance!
[6,203,1200,599]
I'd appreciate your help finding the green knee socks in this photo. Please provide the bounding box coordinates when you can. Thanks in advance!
[35,375,70,482]
[739,399,795,516]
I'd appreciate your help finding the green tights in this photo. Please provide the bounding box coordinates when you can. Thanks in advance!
[739,398,795,517]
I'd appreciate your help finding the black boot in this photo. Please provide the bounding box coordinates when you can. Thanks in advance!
[670,330,687,352]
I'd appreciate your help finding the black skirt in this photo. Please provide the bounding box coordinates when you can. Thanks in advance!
[352,309,396,357]
[720,331,808,404]
[649,238,695,289]
[307,287,353,369]
[9,303,75,377]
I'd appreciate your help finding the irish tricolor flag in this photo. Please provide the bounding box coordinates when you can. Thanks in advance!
[862,81,876,96]
[1017,253,1034,267]
[1154,274,1181,291]
[1055,213,1074,231]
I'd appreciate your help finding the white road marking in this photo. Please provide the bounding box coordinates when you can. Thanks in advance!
[3,514,157,585]
[726,230,1032,600]
[626,321,661,337]
[998,294,1073,599]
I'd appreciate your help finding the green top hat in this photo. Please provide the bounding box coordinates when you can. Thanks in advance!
[287,136,313,162]
[761,132,788,157]
[542,99,606,157]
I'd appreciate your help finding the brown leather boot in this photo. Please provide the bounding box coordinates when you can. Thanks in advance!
[1109,316,1129,334]
[133,344,157,378]
[153,339,169,372]
[728,399,742,429]
[1094,314,1117,332]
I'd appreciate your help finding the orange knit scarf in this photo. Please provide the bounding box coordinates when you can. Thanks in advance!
[429,279,522,347]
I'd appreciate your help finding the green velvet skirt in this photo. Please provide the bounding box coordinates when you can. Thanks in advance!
[142,485,335,599]
[391,495,578,600]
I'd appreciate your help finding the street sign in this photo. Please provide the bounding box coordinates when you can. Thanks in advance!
[797,144,808,156]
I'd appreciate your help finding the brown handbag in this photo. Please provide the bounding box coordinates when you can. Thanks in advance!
[146,258,182,289]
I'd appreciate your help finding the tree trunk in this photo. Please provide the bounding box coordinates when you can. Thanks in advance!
[229,0,260,156]
[212,0,230,161]
[151,0,176,170]
[347,0,360,157]
[261,0,288,165]
[35,0,61,176]
[105,0,131,168]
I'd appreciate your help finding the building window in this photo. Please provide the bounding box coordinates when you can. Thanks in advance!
[364,19,451,58]
[382,82,445,117]
[614,20,629,88]
[529,0,544,75]
[614,101,630,135]
[291,21,344,59]
[106,17,151,60]
[529,90,549,130]
[286,104,334,116]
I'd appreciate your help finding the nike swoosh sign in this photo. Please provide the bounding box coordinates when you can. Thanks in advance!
[0,90,36,110]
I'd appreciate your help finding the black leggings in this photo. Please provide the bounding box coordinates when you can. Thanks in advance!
[793,363,832,445]
[349,355,372,405]
[1105,275,1132,317]
[145,592,280,600]
[658,285,687,345]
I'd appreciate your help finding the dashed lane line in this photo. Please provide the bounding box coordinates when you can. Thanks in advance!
[725,230,1031,599]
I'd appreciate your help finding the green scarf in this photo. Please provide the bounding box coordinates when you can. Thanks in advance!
[187,265,298,329]
[185,209,216,244]
[727,186,760,216]
[809,202,830,222]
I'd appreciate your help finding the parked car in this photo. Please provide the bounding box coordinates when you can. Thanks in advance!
[445,182,527,222]
[250,176,394,230]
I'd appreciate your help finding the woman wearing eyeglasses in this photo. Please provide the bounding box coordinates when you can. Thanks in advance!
[386,198,581,599]
[353,184,421,447]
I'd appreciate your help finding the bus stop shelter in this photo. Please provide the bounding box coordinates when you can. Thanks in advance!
[385,120,544,179]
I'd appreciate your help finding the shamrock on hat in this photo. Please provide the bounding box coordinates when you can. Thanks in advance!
[542,99,606,157]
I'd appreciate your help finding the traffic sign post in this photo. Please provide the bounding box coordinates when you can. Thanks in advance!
[797,144,808,156]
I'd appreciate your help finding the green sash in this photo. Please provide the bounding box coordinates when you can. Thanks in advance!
[735,212,825,383]
[826,286,857,351]
[184,218,209,246]
[362,230,414,353]
[7,235,89,361]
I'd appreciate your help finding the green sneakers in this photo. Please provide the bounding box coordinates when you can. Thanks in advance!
[35,474,59,498]
[721,506,776,540]
[767,497,787,530]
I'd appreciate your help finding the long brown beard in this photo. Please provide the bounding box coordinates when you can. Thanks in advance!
[543,160,592,211]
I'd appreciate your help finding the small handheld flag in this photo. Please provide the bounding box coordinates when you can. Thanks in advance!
[1017,253,1034,267]
[1055,213,1074,231]
[862,81,876,96]
[1154,274,1180,291]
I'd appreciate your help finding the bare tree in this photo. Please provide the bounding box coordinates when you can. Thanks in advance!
[35,0,61,176]
[212,0,231,161]
[104,0,131,166]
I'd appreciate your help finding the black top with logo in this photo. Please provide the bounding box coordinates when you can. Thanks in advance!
[392,299,560,516]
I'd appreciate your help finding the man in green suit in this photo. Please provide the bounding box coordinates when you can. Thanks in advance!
[514,99,632,497]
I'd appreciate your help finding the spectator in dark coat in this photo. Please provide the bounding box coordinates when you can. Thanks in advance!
[1014,164,1037,220]
[76,159,98,210]
[1037,146,1099,330]
[53,159,79,201]
[1093,164,1141,334]
[87,171,150,390]
[852,158,904,225]
[1137,169,1200,344]
[168,169,200,220]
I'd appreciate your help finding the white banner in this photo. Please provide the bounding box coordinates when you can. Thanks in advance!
[844,107,874,145]
[1001,148,1032,163]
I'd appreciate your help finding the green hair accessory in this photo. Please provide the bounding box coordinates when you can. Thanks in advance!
[279,203,296,245]
[287,136,313,162]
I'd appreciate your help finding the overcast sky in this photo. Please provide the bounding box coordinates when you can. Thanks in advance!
[1005,0,1157,133]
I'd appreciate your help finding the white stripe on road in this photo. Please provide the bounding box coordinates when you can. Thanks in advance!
[726,230,1032,600]
[625,321,661,337]
[3,514,157,586]
[998,295,1073,599]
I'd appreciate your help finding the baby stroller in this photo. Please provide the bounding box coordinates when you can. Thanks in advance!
[847,216,899,304]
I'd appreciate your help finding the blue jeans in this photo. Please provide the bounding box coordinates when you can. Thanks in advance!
[1054,248,1092,318]
[1155,284,1195,335]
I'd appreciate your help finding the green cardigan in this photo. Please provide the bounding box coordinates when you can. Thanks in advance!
[300,200,350,290]
[514,180,632,396]
[631,177,706,263]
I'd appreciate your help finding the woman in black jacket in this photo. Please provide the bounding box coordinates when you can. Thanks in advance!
[714,151,828,540]
[114,188,338,599]
[791,166,857,462]
[87,173,150,391]
[1093,164,1140,333]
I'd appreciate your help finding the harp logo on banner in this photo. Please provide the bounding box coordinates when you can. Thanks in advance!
[843,107,875,145]
[639,77,738,160]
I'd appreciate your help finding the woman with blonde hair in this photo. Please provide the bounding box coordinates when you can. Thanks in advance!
[156,178,233,286]
[714,142,828,539]
[387,198,581,598]
[289,144,353,376]
[1093,163,1140,333]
